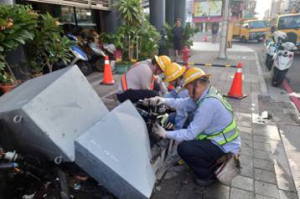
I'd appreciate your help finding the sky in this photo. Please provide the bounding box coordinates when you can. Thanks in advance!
[255,0,273,19]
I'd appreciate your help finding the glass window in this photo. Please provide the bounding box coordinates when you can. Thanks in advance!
[76,8,96,28]
[249,21,267,29]
[60,6,76,25]
[278,15,300,29]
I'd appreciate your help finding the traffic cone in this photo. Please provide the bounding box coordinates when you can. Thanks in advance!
[204,35,208,42]
[225,62,247,99]
[101,56,115,85]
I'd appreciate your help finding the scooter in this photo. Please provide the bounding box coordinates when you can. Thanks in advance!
[271,31,297,87]
[67,34,93,76]
[265,38,277,71]
[80,34,107,72]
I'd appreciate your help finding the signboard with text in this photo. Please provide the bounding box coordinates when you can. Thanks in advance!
[193,0,223,18]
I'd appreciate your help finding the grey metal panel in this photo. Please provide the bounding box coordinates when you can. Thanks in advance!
[0,66,108,162]
[75,101,155,199]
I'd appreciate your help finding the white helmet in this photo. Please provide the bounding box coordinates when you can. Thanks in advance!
[273,31,287,43]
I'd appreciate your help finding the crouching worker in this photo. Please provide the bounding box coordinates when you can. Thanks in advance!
[149,68,241,186]
[116,55,171,103]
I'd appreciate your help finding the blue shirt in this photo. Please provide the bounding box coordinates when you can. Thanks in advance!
[164,87,241,154]
[164,88,189,129]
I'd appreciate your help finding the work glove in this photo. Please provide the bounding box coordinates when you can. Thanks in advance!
[149,96,165,106]
[152,123,166,139]
[142,98,151,107]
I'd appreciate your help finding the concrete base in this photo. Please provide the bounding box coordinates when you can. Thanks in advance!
[75,101,155,199]
[0,66,108,162]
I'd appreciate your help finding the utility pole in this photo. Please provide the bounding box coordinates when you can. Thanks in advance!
[218,0,230,60]
[0,0,14,4]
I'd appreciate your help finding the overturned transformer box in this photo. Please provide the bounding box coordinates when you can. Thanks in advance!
[75,100,156,199]
[0,66,108,162]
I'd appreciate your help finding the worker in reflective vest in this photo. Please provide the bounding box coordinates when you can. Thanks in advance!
[116,55,171,103]
[148,67,241,186]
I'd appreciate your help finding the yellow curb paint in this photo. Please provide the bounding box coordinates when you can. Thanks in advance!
[205,63,212,67]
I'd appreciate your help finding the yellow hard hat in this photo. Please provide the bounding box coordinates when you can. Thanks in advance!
[182,68,211,87]
[164,62,186,82]
[155,55,171,71]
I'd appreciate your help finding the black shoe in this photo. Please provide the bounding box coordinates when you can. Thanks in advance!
[194,177,217,187]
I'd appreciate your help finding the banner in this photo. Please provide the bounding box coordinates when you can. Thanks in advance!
[194,0,223,18]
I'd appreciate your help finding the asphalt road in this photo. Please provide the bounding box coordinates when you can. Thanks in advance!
[234,40,300,94]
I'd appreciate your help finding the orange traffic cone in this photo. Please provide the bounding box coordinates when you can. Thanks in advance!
[204,35,208,42]
[225,62,247,99]
[101,56,115,85]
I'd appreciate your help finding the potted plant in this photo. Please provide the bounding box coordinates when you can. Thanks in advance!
[0,5,38,93]
[115,60,135,74]
[0,63,16,93]
[25,13,73,74]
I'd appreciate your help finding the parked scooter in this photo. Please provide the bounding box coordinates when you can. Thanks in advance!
[271,31,297,87]
[265,37,277,71]
[80,34,108,72]
[67,34,93,76]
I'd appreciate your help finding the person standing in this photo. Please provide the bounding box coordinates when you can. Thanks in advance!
[211,22,219,43]
[173,19,184,61]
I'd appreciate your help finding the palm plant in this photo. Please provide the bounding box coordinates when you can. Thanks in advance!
[0,5,37,85]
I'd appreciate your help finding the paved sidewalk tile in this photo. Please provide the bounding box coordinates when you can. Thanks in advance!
[254,158,275,172]
[254,169,277,184]
[255,194,276,199]
[232,176,254,191]
[204,183,230,199]
[255,181,279,199]
[241,165,254,178]
[253,149,273,161]
[240,154,254,168]
[253,142,272,152]
[230,188,254,199]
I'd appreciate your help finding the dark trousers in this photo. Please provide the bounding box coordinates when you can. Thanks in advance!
[117,89,158,103]
[177,139,225,180]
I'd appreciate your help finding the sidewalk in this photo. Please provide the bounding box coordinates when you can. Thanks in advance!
[87,43,299,199]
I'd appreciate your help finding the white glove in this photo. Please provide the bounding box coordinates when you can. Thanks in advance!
[149,96,165,106]
[152,123,166,138]
[142,98,150,107]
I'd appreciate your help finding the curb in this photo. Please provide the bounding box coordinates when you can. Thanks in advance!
[177,62,236,68]
[282,79,300,112]
[254,52,268,95]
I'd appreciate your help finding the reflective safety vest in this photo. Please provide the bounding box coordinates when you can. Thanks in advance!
[121,62,155,91]
[196,87,239,146]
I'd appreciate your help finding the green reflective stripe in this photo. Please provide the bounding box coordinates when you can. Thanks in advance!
[197,134,207,140]
[213,129,239,145]
[206,120,237,139]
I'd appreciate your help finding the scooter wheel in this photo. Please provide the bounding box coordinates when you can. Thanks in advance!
[77,61,93,76]
[272,67,287,87]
